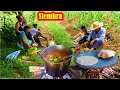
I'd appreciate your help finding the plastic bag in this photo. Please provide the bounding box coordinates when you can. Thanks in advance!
[98,50,116,59]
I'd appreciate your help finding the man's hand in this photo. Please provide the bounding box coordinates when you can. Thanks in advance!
[90,40,95,45]
[84,41,89,47]
[38,31,43,35]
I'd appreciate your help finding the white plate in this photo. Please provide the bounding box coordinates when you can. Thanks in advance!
[76,56,98,66]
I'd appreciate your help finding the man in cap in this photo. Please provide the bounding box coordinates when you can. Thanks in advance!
[76,21,106,51]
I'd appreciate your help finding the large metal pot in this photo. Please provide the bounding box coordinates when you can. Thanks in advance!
[39,45,73,77]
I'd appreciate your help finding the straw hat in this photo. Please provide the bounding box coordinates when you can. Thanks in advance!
[90,21,103,30]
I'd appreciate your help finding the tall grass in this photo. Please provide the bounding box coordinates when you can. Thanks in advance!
[0,60,34,78]
[48,22,72,47]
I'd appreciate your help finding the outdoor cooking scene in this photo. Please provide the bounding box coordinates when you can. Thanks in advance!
[0,11,120,79]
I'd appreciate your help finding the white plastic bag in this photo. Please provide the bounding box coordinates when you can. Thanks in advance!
[98,50,116,59]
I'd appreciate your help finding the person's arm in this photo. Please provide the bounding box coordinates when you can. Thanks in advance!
[15,22,20,33]
[31,36,36,43]
[30,31,36,42]
[20,31,31,48]
[95,30,106,41]
[38,30,42,34]
[87,31,93,41]
[21,37,31,48]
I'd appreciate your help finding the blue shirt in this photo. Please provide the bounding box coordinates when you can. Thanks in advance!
[87,27,106,42]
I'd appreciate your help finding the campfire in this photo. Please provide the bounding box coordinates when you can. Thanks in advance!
[30,66,73,79]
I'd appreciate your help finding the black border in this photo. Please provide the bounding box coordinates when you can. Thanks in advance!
[0,0,120,11]
[0,79,119,87]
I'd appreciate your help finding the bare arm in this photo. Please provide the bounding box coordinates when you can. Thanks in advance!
[31,36,36,43]
[21,37,31,48]
[15,22,20,33]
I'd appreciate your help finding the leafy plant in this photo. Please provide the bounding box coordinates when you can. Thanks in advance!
[1,25,18,46]
[48,22,72,47]
[0,60,34,78]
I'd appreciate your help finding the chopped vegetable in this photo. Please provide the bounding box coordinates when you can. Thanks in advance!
[49,56,62,63]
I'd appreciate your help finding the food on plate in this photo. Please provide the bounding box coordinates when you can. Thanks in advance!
[76,56,98,66]
[98,50,116,59]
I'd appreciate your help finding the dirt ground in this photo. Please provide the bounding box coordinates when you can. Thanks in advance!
[39,22,53,47]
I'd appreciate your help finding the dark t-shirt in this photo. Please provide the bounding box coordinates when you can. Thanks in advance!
[26,32,32,40]
[85,29,91,36]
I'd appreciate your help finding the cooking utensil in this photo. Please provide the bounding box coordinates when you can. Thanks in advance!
[59,53,77,61]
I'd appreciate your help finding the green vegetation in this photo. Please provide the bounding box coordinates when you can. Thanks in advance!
[28,54,44,64]
[0,11,45,78]
[0,60,34,78]
[48,22,72,47]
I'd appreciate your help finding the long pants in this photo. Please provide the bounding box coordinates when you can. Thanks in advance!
[33,36,42,46]
[35,32,46,40]
[79,35,103,48]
